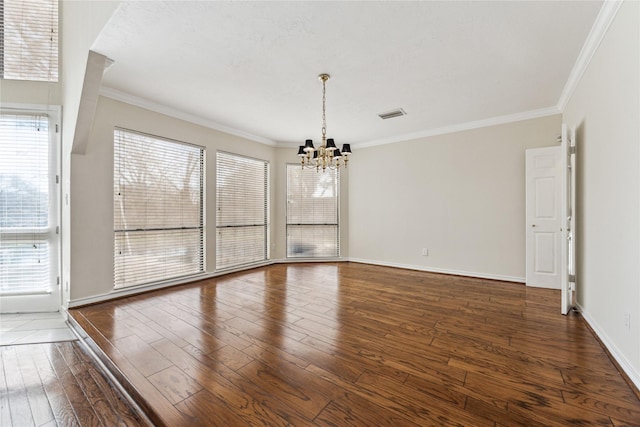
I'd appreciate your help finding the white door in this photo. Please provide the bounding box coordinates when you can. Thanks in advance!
[526,146,562,289]
[560,125,577,314]
[0,109,61,313]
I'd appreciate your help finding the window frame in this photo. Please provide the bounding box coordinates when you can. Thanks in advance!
[215,150,270,271]
[113,128,205,289]
[285,164,340,259]
[0,106,61,312]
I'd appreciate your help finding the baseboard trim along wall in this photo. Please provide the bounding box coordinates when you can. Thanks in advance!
[69,257,525,307]
[68,261,272,307]
[347,258,526,283]
[577,303,640,392]
[67,258,347,308]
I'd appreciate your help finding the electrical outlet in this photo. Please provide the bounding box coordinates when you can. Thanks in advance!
[421,248,428,256]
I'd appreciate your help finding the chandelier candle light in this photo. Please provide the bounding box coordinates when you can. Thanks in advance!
[297,73,352,171]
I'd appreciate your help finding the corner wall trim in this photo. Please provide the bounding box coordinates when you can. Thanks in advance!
[556,1,623,111]
[72,50,110,155]
[577,303,640,392]
[347,258,525,283]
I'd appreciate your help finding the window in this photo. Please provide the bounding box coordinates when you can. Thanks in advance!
[0,112,59,308]
[216,152,268,270]
[286,165,339,258]
[114,129,204,288]
[1,0,59,82]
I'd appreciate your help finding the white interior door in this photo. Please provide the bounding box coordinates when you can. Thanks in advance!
[526,146,562,289]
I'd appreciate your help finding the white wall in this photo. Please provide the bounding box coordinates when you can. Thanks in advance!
[563,0,640,386]
[348,114,562,281]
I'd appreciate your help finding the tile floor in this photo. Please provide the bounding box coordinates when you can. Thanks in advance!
[0,311,77,346]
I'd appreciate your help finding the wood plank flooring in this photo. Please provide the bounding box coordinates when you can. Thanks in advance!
[68,262,640,426]
[0,341,146,427]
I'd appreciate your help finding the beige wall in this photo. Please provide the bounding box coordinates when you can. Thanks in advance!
[348,114,562,281]
[563,0,639,385]
[0,80,61,106]
[69,99,355,303]
[60,0,121,307]
[70,96,278,302]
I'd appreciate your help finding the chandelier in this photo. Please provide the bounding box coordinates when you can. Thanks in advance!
[297,73,352,171]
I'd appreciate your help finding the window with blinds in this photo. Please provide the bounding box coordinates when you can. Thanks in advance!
[216,152,269,270]
[1,0,59,82]
[114,129,204,288]
[286,165,339,258]
[0,113,54,294]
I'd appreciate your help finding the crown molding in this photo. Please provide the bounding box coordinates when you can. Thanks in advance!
[99,86,278,147]
[101,89,560,152]
[353,106,561,149]
[557,0,623,111]
[102,0,620,157]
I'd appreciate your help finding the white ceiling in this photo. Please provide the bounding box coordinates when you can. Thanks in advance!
[93,1,603,147]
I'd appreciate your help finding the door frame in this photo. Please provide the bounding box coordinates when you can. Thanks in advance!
[560,125,577,315]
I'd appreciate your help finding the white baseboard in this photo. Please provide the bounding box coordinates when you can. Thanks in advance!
[68,257,519,307]
[68,257,521,308]
[347,258,525,283]
[68,258,348,307]
[577,302,640,391]
[68,263,268,307]
[273,257,346,264]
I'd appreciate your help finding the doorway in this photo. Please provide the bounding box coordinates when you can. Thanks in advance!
[525,125,576,314]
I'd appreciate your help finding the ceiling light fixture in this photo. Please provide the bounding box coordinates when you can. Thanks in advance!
[297,73,351,171]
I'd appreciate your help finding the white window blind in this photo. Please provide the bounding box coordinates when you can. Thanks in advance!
[1,0,59,82]
[114,129,204,288]
[286,165,339,258]
[0,114,52,294]
[216,152,268,270]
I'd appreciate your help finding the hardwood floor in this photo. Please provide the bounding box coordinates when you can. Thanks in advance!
[0,341,146,427]
[68,262,640,426]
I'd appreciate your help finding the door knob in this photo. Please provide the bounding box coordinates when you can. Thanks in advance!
[532,224,536,227]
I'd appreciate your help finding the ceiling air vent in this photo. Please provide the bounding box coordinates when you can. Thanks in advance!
[378,108,407,120]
